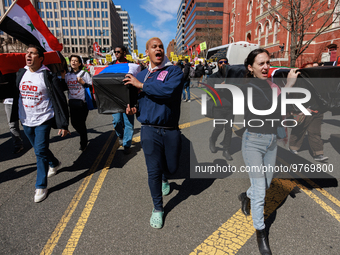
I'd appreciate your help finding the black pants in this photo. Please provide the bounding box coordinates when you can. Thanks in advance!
[69,99,89,147]
[210,109,234,150]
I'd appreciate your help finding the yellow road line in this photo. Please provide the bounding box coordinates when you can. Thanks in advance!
[277,157,340,219]
[190,178,297,254]
[62,138,120,254]
[191,158,340,254]
[40,131,115,255]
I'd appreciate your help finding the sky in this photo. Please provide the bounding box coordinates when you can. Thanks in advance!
[112,0,182,55]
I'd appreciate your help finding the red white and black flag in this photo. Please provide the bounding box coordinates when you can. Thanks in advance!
[0,0,63,52]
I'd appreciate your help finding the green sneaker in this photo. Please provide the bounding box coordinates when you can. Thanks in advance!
[162,181,170,196]
[150,209,164,229]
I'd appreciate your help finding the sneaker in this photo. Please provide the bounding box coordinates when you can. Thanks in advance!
[314,155,328,162]
[123,146,131,155]
[289,148,298,155]
[47,161,61,177]
[34,188,48,203]
[187,100,191,102]
[13,146,24,154]
[118,137,123,146]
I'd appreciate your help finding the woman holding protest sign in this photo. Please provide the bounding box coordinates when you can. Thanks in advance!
[65,55,93,152]
[238,48,299,255]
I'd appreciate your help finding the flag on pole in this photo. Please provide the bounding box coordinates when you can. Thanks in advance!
[196,44,201,55]
[0,0,63,52]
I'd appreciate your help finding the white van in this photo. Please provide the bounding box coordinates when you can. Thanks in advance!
[206,41,259,65]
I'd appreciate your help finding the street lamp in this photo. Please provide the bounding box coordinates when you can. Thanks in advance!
[209,10,230,44]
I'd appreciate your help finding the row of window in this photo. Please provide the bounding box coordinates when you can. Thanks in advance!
[39,1,107,9]
[39,11,108,19]
[60,29,109,37]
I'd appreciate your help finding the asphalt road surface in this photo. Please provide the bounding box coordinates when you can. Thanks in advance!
[1,87,340,255]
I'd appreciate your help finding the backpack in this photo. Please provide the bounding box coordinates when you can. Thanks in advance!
[189,67,195,78]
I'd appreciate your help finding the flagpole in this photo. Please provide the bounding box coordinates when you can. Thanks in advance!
[0,0,19,24]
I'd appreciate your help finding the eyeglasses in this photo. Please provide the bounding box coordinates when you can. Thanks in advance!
[114,51,121,54]
[219,61,228,64]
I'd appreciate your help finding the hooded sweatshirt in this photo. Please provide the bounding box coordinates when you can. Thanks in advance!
[136,56,184,128]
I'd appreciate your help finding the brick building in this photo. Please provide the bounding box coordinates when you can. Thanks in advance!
[166,39,176,59]
[221,0,340,67]
[183,0,224,57]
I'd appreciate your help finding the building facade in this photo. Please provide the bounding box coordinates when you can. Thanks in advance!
[222,0,340,67]
[115,5,132,53]
[176,0,185,55]
[130,24,137,52]
[166,39,176,59]
[0,0,123,58]
[184,0,224,57]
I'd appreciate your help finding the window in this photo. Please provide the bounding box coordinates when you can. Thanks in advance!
[93,1,99,8]
[94,11,100,18]
[62,20,68,26]
[68,1,74,8]
[77,11,83,17]
[54,2,58,9]
[37,2,44,9]
[47,21,54,27]
[79,29,85,36]
[56,30,60,36]
[38,11,45,18]
[69,11,75,17]
[76,1,83,8]
[55,21,59,27]
[45,2,52,9]
[85,1,91,8]
[248,1,252,22]
[61,11,67,17]
[87,29,93,36]
[273,19,279,43]
[258,27,261,45]
[265,23,269,46]
[101,2,107,9]
[102,11,108,18]
[86,11,92,18]
[86,20,92,27]
[55,12,58,18]
[78,20,84,27]
[70,20,76,27]
[60,1,66,8]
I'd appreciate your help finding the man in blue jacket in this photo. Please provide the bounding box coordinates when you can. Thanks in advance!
[124,37,183,229]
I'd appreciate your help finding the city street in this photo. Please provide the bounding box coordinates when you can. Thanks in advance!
[1,87,340,255]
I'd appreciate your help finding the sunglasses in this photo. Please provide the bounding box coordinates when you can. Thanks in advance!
[114,51,121,53]
[219,61,228,64]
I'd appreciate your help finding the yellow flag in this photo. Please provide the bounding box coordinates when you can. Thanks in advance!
[126,55,132,61]
[195,60,199,65]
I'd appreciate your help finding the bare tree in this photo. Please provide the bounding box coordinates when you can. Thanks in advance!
[264,0,340,67]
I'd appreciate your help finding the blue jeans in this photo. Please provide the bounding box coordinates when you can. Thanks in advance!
[182,80,190,100]
[112,113,134,147]
[141,126,181,211]
[23,119,59,189]
[242,130,277,230]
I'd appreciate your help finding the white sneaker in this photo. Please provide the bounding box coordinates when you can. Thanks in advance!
[47,161,61,177]
[34,188,48,203]
[187,100,191,102]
